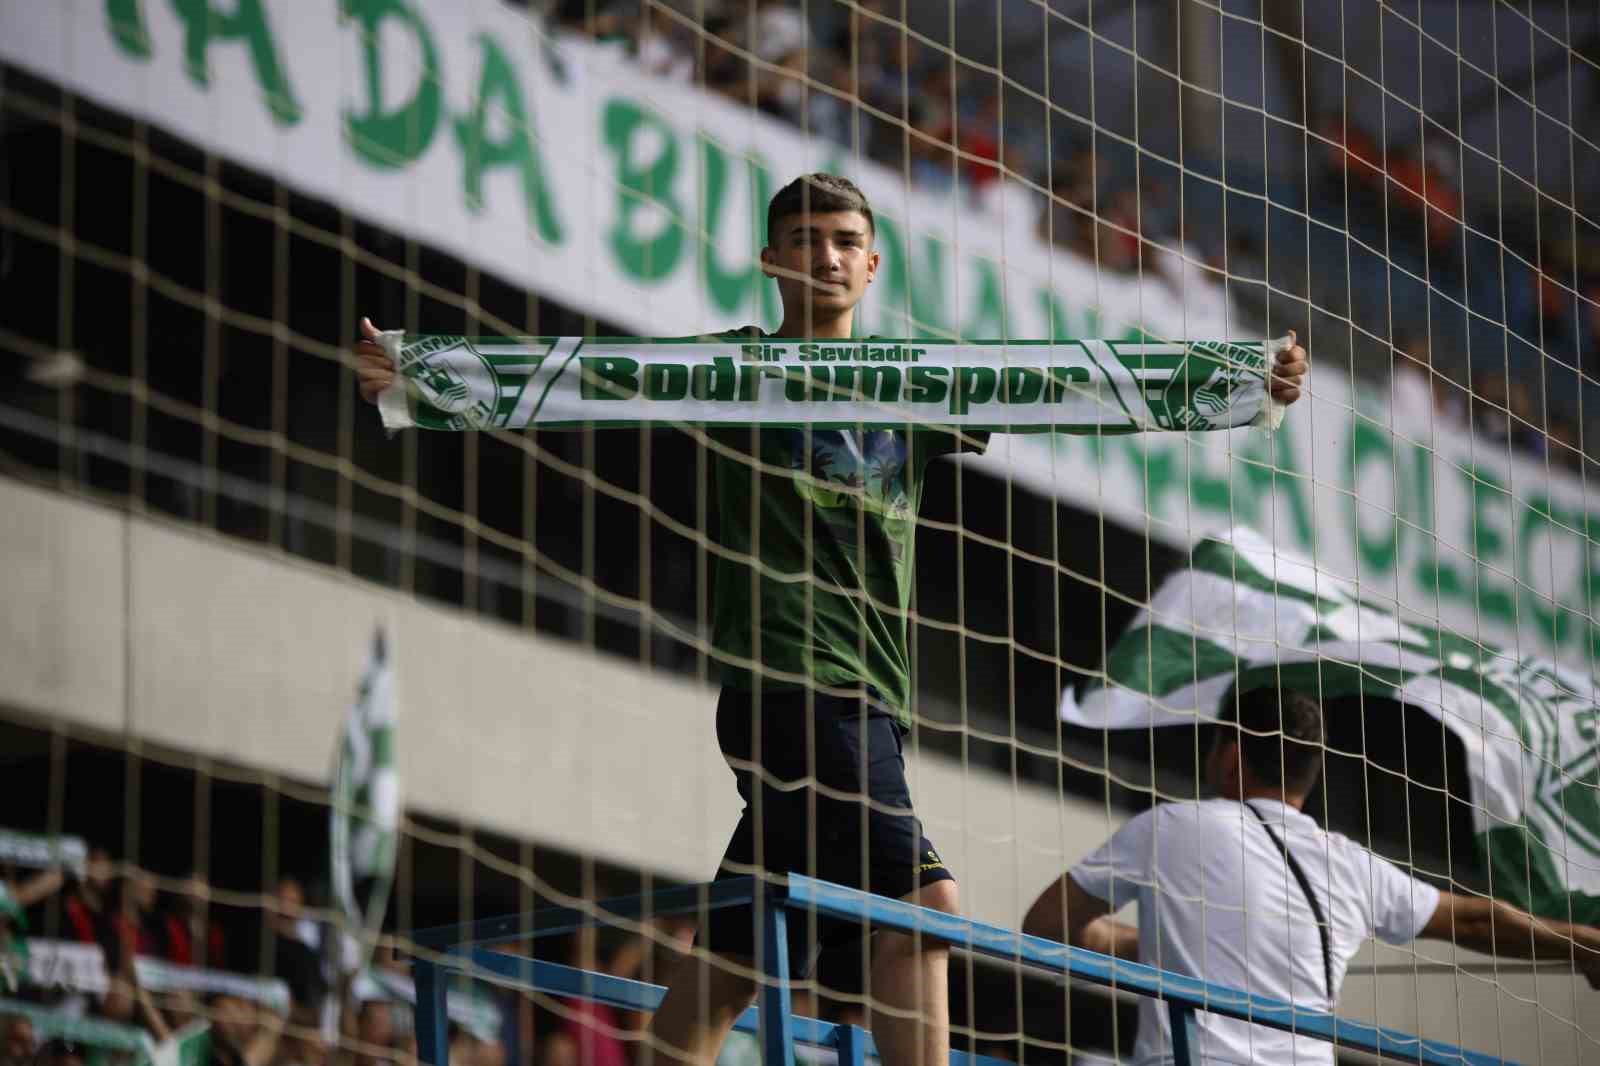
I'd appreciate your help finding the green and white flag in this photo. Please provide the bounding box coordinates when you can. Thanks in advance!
[1060,527,1600,924]
[329,630,401,977]
[375,333,1287,434]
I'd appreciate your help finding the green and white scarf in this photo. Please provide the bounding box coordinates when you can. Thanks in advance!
[0,998,211,1066]
[375,333,1288,434]
[22,940,292,1014]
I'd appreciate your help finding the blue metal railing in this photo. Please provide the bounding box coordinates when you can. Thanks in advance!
[408,873,1516,1066]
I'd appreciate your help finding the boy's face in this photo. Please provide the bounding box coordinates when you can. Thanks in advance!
[762,210,879,322]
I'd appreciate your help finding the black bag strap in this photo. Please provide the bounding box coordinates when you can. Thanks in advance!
[1245,800,1335,1003]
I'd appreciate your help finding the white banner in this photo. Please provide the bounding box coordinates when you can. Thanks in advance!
[973,368,1600,681]
[2,0,1593,674]
[0,0,1231,346]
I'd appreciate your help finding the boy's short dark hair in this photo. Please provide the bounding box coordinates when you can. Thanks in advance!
[766,173,874,246]
[1222,686,1325,792]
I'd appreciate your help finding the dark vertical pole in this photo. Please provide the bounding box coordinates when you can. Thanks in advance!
[834,1024,867,1066]
[1167,1001,1200,1066]
[414,960,451,1066]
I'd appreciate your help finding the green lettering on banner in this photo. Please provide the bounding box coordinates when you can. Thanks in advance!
[690,357,737,401]
[580,356,638,399]
[1186,455,1230,515]
[643,363,688,400]
[698,134,778,324]
[951,367,996,414]
[1122,437,1180,519]
[857,366,900,403]
[342,0,441,169]
[872,216,948,338]
[1000,367,1043,404]
[169,0,302,125]
[1517,495,1576,647]
[1347,416,1400,573]
[1038,288,1072,340]
[1232,421,1314,551]
[1405,440,1442,593]
[605,99,683,281]
[963,258,1011,338]
[1465,464,1515,625]
[455,34,564,243]
[106,0,153,58]
[907,366,948,404]
[1082,306,1103,338]
[783,366,807,402]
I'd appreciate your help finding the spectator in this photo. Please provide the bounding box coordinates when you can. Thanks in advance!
[272,1006,326,1066]
[34,1039,85,1066]
[1471,370,1514,445]
[108,869,165,964]
[1389,142,1461,258]
[1549,418,1584,474]
[1310,110,1383,226]
[351,998,396,1066]
[634,3,695,83]
[1038,152,1097,259]
[1390,330,1438,430]
[208,993,282,1066]
[540,928,631,1066]
[64,848,114,947]
[1023,687,1600,1066]
[266,880,325,1011]
[744,0,810,78]
[907,100,956,193]
[162,872,227,970]
[1094,186,1140,274]
[1,861,65,914]
[804,56,855,148]
[0,1013,32,1066]
[954,94,1004,202]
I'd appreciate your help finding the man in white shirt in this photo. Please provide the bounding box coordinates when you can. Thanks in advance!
[1023,688,1600,1066]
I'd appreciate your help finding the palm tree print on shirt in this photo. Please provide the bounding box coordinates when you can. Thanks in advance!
[784,429,911,518]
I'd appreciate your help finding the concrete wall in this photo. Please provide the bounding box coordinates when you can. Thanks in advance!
[2,474,1595,1062]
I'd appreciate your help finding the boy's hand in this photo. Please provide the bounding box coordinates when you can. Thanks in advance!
[354,317,396,405]
[1270,330,1309,405]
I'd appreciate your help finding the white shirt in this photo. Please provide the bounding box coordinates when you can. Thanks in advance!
[1070,798,1441,1066]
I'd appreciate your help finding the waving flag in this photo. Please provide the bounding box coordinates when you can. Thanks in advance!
[1060,528,1600,923]
[330,630,401,975]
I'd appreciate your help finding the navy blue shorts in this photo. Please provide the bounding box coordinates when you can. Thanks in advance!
[701,685,953,974]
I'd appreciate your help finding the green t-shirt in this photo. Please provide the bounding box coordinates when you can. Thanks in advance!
[710,329,986,723]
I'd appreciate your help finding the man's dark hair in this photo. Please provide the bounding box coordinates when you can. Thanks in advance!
[766,173,874,246]
[1222,686,1325,793]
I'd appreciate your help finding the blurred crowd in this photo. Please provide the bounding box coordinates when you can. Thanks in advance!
[1,849,875,1066]
[552,0,1596,474]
